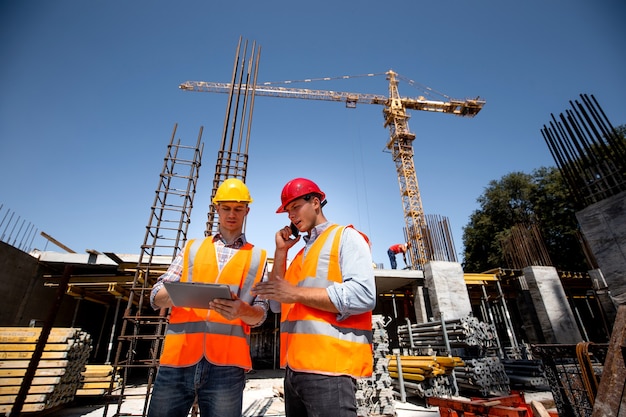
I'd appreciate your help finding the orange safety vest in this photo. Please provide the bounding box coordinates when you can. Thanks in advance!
[280,224,373,379]
[160,238,267,369]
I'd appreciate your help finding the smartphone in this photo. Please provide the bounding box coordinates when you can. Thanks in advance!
[290,223,299,238]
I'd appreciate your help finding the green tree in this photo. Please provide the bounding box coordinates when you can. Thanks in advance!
[530,167,588,271]
[462,168,588,272]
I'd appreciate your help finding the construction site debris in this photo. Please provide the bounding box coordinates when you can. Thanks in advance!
[427,391,558,417]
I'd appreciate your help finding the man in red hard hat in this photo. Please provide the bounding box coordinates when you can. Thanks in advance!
[253,177,376,417]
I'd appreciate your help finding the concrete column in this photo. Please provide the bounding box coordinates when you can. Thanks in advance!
[576,191,626,305]
[523,266,582,344]
[424,261,471,321]
[411,283,428,323]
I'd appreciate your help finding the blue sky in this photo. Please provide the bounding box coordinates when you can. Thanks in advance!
[1,1,624,269]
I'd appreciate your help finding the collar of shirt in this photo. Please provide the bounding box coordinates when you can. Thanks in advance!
[213,232,247,249]
[303,221,333,255]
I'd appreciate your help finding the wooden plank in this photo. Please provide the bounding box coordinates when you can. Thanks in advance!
[81,376,112,383]
[76,388,105,396]
[0,327,79,336]
[80,382,110,389]
[0,376,61,386]
[530,400,552,417]
[0,402,46,413]
[0,385,55,395]
[0,351,68,360]
[0,335,78,344]
[0,386,55,396]
[0,342,72,352]
[0,359,69,369]
[83,364,115,371]
[0,368,66,377]
[0,393,49,405]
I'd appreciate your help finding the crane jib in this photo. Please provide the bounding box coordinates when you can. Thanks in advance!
[179,81,485,117]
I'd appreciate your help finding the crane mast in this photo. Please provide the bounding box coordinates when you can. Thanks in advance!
[383,71,429,267]
[180,70,485,269]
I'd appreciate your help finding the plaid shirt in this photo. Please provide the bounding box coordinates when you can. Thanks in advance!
[150,233,268,326]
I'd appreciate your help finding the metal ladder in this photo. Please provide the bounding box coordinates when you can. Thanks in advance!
[102,124,203,417]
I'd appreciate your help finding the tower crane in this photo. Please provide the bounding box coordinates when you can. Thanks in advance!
[179,70,485,269]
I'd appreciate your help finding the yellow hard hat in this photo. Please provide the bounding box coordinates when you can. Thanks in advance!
[212,178,253,204]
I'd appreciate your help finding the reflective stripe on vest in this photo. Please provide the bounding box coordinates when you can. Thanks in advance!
[280,224,373,378]
[160,238,266,369]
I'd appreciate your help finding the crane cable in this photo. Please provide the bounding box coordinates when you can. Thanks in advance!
[259,72,386,85]
[259,71,462,102]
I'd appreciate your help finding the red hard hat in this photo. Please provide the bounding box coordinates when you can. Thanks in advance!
[276,178,326,213]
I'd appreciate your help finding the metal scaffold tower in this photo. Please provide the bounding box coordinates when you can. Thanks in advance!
[102,124,203,417]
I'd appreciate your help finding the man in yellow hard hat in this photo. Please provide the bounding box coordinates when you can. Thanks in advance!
[148,178,268,417]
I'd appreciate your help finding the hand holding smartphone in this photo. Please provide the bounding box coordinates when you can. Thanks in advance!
[290,223,299,238]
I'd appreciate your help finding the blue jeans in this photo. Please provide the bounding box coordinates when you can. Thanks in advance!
[147,358,245,417]
[387,249,397,269]
[284,367,357,417]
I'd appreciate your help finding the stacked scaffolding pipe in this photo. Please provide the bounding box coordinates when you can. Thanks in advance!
[501,359,549,390]
[394,315,513,398]
[453,357,510,397]
[397,315,499,353]
[355,315,395,417]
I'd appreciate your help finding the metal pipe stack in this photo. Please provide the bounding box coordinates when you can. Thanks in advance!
[356,315,396,417]
[453,357,510,396]
[397,315,499,353]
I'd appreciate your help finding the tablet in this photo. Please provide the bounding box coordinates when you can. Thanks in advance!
[164,281,233,308]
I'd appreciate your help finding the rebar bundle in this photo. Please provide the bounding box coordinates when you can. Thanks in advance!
[501,222,553,269]
[541,94,626,209]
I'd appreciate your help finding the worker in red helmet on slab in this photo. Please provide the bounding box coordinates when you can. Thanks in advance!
[388,242,410,269]
[253,177,376,417]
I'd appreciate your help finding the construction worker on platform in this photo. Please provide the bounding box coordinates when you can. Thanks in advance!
[387,242,410,269]
[252,177,376,417]
[147,178,268,417]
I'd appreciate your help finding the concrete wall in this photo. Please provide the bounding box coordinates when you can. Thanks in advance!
[576,190,626,305]
[0,242,75,326]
